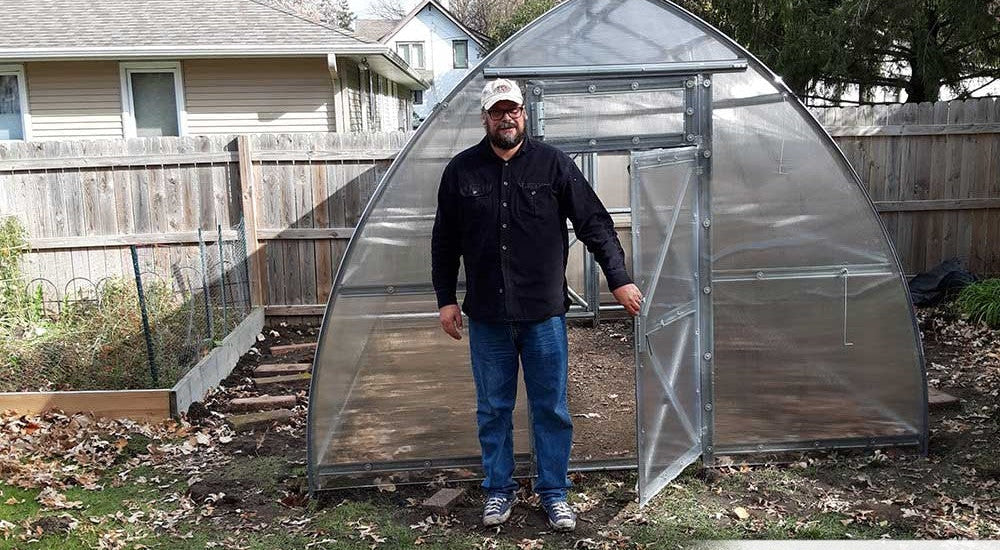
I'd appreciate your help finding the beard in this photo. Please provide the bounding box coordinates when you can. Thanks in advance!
[487,122,524,150]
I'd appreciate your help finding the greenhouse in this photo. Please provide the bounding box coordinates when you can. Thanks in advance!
[307,0,928,507]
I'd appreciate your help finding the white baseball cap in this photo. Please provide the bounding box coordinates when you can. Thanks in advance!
[481,78,524,110]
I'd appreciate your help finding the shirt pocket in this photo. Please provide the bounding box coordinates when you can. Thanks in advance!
[518,182,554,216]
[459,182,492,199]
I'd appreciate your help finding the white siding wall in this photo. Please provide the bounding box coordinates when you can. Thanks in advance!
[388,4,483,119]
[26,61,124,140]
[17,57,411,139]
[184,58,336,134]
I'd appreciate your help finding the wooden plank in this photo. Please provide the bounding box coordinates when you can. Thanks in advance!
[313,162,334,304]
[253,150,399,162]
[237,135,266,307]
[0,152,237,171]
[269,341,317,355]
[265,304,326,316]
[873,198,1000,212]
[28,230,239,250]
[254,372,311,386]
[228,395,297,412]
[294,157,317,305]
[931,101,953,268]
[256,227,355,239]
[0,390,173,421]
[927,387,960,411]
[823,122,1000,137]
[281,157,302,305]
[253,363,311,377]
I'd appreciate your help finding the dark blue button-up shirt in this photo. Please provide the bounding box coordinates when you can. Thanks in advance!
[432,136,632,322]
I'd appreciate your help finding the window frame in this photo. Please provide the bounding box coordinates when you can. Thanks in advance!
[412,89,424,105]
[119,61,188,138]
[0,64,31,141]
[452,40,469,69]
[396,42,426,69]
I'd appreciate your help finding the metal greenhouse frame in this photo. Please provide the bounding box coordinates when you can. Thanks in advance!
[307,0,928,507]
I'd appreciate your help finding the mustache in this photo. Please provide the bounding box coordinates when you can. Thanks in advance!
[497,122,517,129]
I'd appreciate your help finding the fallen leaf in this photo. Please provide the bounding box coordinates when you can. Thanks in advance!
[733,506,750,520]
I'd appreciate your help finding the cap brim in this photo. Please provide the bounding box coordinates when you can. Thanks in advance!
[482,93,524,110]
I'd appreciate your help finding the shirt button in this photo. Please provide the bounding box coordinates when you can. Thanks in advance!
[501,245,508,251]
[503,181,509,186]
[531,191,536,195]
[502,223,508,229]
[499,288,504,294]
[502,201,508,207]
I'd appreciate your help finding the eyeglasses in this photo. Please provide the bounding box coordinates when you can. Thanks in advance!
[487,106,524,121]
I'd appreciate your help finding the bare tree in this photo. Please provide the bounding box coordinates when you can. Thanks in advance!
[369,0,409,19]
[260,0,356,30]
[450,0,515,37]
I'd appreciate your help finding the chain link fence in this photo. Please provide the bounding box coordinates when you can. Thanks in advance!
[0,217,252,392]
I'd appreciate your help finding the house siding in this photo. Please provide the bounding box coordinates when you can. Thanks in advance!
[17,57,413,139]
[26,61,124,140]
[184,58,336,134]
[387,4,483,119]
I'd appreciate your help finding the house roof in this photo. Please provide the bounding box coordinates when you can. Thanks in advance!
[355,19,401,43]
[377,0,488,47]
[0,0,428,88]
[0,0,362,50]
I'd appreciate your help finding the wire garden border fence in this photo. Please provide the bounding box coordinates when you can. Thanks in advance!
[0,219,251,392]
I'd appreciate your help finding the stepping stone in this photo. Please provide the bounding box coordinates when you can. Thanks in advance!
[254,363,311,377]
[253,372,311,386]
[269,342,316,356]
[422,488,465,515]
[229,395,297,412]
[227,409,294,432]
[928,388,960,411]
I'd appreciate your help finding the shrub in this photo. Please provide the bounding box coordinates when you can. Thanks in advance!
[956,278,1000,329]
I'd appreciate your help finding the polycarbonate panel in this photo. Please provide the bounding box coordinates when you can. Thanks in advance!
[632,149,702,507]
[712,272,923,446]
[710,68,896,270]
[488,0,738,67]
[540,89,685,142]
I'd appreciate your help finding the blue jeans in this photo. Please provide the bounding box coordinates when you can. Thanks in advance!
[468,315,573,503]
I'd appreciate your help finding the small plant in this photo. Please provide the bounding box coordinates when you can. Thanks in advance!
[956,279,1000,329]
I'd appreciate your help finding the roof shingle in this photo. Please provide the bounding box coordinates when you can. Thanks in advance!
[0,0,362,50]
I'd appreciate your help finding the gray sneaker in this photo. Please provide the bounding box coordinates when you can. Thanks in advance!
[482,493,517,526]
[543,499,577,531]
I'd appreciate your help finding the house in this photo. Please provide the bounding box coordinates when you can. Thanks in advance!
[0,0,429,141]
[355,0,487,123]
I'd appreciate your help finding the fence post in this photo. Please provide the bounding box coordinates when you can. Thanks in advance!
[237,135,266,307]
[198,229,214,343]
[129,245,159,387]
[218,224,228,330]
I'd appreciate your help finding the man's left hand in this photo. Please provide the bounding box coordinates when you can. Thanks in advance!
[612,283,643,317]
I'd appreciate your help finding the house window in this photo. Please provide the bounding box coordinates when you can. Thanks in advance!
[453,40,469,69]
[397,42,425,69]
[0,65,29,140]
[120,62,186,138]
[413,90,423,105]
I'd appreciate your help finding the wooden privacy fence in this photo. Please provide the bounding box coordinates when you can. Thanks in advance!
[1,98,998,321]
[811,97,1000,277]
[0,132,407,322]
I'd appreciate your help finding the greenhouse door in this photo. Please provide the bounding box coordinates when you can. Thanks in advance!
[631,146,706,507]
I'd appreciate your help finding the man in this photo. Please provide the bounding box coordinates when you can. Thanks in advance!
[431,78,642,531]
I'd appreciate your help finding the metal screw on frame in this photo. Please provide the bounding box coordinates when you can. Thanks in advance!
[704,402,713,411]
[703,352,712,361]
[533,86,542,96]
[702,218,711,228]
[703,79,712,87]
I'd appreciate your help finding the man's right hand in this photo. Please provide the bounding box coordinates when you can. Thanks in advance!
[439,304,463,340]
